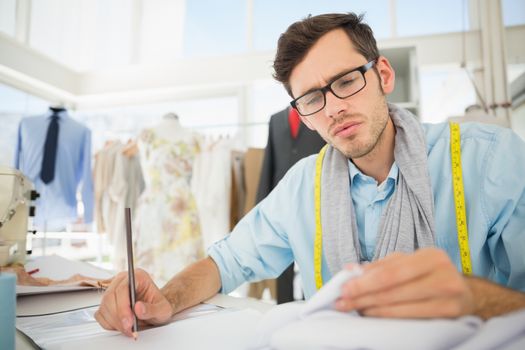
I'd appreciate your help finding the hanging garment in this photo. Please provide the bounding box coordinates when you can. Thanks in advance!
[93,141,145,271]
[134,128,203,285]
[14,108,93,231]
[93,141,119,234]
[244,148,276,300]
[109,152,144,271]
[243,148,265,215]
[230,150,246,230]
[191,138,234,251]
[96,142,122,235]
[257,106,326,304]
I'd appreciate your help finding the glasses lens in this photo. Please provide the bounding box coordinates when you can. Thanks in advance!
[331,70,365,99]
[295,90,325,115]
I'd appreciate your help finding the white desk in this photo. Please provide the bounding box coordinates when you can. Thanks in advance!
[16,288,273,350]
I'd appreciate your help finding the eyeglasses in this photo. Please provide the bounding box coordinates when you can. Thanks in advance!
[290,59,377,116]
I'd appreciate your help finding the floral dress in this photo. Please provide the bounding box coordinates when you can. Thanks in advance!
[133,129,204,285]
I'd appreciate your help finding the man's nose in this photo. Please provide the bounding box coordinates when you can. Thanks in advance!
[323,90,347,120]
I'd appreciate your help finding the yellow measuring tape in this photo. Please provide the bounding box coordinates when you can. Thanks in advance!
[314,145,328,290]
[313,123,471,290]
[449,122,472,275]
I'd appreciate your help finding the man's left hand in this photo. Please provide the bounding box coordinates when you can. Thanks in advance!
[336,248,475,318]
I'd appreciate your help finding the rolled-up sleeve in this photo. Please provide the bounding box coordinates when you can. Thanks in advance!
[484,128,525,291]
[207,161,308,294]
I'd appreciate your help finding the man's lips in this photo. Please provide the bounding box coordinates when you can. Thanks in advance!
[332,121,362,137]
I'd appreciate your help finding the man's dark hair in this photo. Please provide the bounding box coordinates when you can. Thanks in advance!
[273,13,380,97]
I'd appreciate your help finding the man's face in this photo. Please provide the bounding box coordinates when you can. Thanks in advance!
[289,29,395,159]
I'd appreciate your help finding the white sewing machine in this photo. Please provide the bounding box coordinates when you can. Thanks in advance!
[0,166,38,266]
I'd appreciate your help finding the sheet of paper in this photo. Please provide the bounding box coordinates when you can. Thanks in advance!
[17,255,114,295]
[56,308,262,350]
[16,303,259,350]
[16,306,115,347]
[25,255,114,280]
[205,293,274,314]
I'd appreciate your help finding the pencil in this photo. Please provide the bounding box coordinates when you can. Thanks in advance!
[125,207,139,340]
[27,268,40,275]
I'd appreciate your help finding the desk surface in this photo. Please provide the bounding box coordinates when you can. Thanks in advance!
[16,289,273,350]
[16,255,274,349]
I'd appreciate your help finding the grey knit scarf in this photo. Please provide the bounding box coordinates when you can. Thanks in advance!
[321,103,436,275]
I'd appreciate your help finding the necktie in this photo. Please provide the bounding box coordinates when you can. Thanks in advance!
[40,113,60,184]
[288,107,301,139]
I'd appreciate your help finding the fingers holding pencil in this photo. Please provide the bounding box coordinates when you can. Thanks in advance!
[125,207,139,340]
[95,208,173,339]
[95,269,172,335]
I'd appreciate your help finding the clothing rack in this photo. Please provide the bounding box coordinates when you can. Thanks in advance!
[189,121,268,129]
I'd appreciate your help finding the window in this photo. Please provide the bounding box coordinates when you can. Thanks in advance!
[29,0,133,71]
[419,67,476,124]
[502,0,525,26]
[0,0,16,36]
[0,0,16,37]
[75,96,240,152]
[248,79,291,147]
[253,0,390,51]
[139,0,185,63]
[396,0,468,37]
[176,96,240,137]
[0,84,50,167]
[183,0,247,57]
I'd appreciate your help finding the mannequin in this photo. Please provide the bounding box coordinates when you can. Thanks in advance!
[14,105,93,231]
[151,113,195,143]
[133,113,204,285]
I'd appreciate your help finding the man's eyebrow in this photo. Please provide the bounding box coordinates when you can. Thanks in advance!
[297,65,361,97]
[299,85,323,97]
[297,75,337,98]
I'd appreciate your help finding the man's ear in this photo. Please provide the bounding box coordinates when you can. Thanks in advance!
[376,56,395,95]
[300,115,316,131]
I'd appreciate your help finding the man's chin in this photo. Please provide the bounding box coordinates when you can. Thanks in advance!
[338,143,374,159]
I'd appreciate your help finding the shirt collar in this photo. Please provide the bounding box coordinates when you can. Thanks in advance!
[348,160,362,184]
[48,109,67,119]
[348,160,399,186]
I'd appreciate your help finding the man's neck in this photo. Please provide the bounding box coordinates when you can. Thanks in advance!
[352,117,395,184]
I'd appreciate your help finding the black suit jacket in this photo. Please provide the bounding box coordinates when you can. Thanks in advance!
[256,107,326,203]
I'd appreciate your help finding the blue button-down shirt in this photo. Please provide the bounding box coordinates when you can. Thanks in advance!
[349,160,398,261]
[14,110,94,230]
[209,121,525,299]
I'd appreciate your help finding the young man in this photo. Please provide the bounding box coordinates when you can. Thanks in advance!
[95,13,525,337]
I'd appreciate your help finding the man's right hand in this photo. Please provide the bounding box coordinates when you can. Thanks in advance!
[95,268,173,337]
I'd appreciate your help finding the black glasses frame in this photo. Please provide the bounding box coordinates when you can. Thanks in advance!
[290,59,377,116]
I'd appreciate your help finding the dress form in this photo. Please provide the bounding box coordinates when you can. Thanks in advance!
[134,112,203,285]
[153,113,194,143]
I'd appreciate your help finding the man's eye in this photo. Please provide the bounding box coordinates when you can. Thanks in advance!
[304,94,322,105]
[337,78,355,88]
